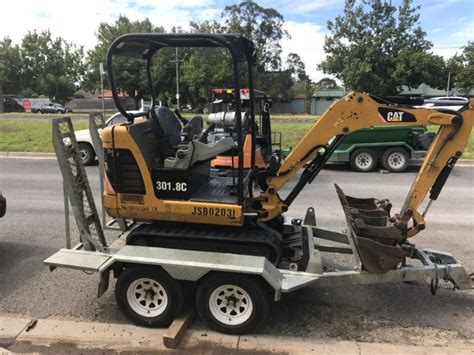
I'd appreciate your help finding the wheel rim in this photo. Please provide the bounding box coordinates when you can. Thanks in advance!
[79,148,90,162]
[387,152,406,169]
[126,278,168,317]
[355,152,373,170]
[209,284,253,325]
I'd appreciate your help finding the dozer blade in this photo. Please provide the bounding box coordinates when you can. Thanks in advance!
[335,184,409,273]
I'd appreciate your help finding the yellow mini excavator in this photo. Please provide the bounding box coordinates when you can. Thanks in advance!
[102,33,473,275]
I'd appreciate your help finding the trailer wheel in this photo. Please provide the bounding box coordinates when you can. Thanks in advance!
[196,273,269,334]
[115,266,183,328]
[350,148,377,172]
[382,148,409,172]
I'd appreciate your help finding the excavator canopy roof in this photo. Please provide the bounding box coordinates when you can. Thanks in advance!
[108,33,257,65]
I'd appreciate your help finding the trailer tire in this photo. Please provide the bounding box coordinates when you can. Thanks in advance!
[115,266,184,328]
[382,148,409,172]
[196,273,269,334]
[350,148,377,172]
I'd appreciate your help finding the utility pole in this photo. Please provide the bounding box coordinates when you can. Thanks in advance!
[446,71,451,97]
[170,48,186,109]
[99,63,105,118]
[0,81,4,113]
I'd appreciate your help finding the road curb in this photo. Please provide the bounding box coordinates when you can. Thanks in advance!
[0,152,56,159]
[0,315,472,354]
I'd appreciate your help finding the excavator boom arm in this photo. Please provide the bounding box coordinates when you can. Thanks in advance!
[259,92,473,237]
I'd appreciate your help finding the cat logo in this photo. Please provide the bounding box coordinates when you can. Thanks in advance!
[387,111,404,121]
[378,108,416,123]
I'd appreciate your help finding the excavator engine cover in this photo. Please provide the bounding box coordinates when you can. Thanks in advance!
[335,184,409,273]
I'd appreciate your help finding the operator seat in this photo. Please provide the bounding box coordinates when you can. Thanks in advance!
[149,106,234,170]
[150,106,182,158]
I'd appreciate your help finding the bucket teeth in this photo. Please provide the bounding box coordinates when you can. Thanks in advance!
[335,184,408,274]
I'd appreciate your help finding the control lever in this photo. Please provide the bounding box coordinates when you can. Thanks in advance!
[174,108,189,125]
[199,123,215,144]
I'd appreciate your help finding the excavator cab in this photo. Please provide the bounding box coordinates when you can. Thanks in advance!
[102,33,259,225]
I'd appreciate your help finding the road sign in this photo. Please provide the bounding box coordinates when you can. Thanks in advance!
[22,99,32,111]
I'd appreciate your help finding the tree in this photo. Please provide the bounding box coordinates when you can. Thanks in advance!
[286,53,309,82]
[186,3,294,103]
[315,77,338,89]
[222,1,289,72]
[20,30,85,102]
[0,37,23,112]
[257,71,293,102]
[0,37,22,94]
[84,15,165,108]
[319,0,446,95]
[447,42,474,94]
[182,21,235,109]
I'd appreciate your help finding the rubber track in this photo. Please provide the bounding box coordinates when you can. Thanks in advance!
[127,221,282,264]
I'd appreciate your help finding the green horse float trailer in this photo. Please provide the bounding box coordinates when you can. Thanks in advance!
[328,126,435,172]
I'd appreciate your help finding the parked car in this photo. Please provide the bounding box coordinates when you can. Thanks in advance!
[327,126,435,172]
[0,191,6,218]
[75,111,145,165]
[31,102,72,114]
[2,97,25,112]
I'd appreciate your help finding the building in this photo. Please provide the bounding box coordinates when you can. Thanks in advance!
[290,94,308,114]
[310,88,346,115]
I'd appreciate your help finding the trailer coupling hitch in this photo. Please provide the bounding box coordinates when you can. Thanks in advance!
[335,184,408,274]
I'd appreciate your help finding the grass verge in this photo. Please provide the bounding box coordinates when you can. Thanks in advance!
[0,119,88,153]
[0,119,472,159]
[0,112,90,119]
[1,112,317,121]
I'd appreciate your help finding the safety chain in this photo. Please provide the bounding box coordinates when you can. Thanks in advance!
[430,261,452,295]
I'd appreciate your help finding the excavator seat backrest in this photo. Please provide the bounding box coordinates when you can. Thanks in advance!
[182,116,203,142]
[150,106,183,158]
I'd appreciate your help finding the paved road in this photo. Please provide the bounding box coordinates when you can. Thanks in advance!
[0,157,473,346]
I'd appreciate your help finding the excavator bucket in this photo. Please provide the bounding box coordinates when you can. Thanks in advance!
[335,184,409,273]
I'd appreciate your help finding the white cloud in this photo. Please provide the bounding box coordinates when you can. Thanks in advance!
[197,8,222,22]
[258,0,342,14]
[422,0,464,12]
[0,0,220,50]
[0,1,329,83]
[290,0,341,12]
[280,21,329,82]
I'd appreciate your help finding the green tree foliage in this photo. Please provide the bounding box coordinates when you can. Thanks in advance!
[0,37,22,94]
[447,42,474,94]
[319,0,446,95]
[84,15,164,107]
[182,20,249,108]
[221,1,294,101]
[20,30,85,102]
[315,77,339,89]
[84,3,294,109]
[222,0,289,72]
[172,21,230,108]
[257,71,293,102]
[0,32,84,103]
[286,53,314,98]
[286,53,309,82]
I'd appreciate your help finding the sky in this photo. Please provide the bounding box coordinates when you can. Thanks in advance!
[0,0,472,82]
